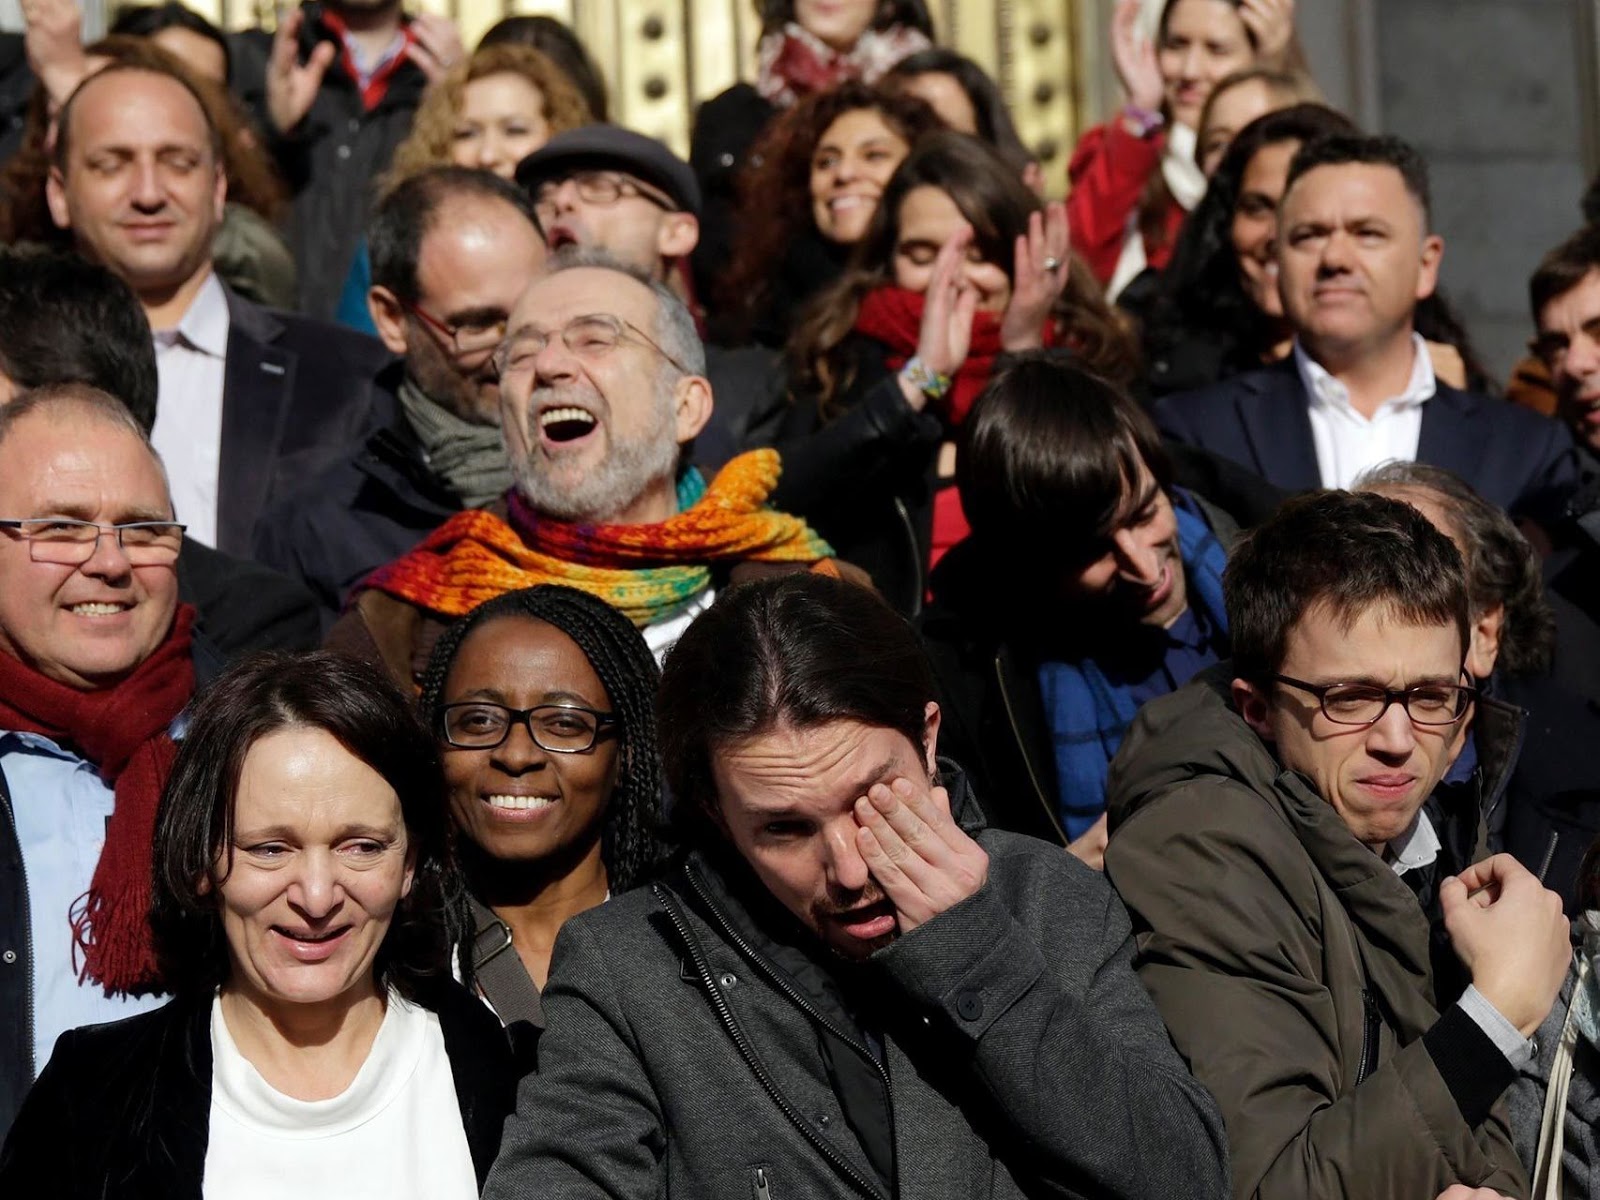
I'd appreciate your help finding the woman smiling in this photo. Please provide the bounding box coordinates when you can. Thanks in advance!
[0,652,516,1198]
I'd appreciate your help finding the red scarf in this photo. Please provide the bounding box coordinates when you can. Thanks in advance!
[855,285,1038,426]
[0,606,196,994]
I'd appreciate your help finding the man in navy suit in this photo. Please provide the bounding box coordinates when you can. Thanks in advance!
[1156,134,1578,521]
[44,58,392,558]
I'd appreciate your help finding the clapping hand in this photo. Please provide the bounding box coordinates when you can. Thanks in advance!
[1238,0,1296,67]
[1110,0,1163,113]
[999,201,1070,352]
[405,12,465,85]
[266,6,337,133]
[854,777,989,936]
[899,224,979,411]
[21,0,88,108]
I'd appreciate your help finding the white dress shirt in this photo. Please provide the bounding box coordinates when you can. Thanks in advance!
[152,272,231,547]
[1296,333,1436,490]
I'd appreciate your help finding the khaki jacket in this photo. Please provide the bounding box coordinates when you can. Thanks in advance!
[1105,670,1528,1200]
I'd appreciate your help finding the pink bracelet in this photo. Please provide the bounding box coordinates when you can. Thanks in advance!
[1121,105,1166,137]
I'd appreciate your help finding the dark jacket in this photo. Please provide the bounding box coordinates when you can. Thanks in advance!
[218,286,396,556]
[232,8,429,319]
[688,82,778,315]
[0,636,228,1137]
[0,35,30,166]
[1105,669,1530,1199]
[0,980,517,1197]
[919,494,1240,846]
[253,375,460,623]
[178,539,322,657]
[1154,356,1581,521]
[771,336,947,617]
[482,767,1230,1200]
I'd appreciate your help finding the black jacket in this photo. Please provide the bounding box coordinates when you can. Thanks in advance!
[0,980,517,1197]
[218,286,396,556]
[1155,356,1582,521]
[0,35,30,166]
[688,82,778,318]
[232,8,429,319]
[0,637,230,1137]
[482,767,1230,1200]
[178,539,322,657]
[253,377,459,623]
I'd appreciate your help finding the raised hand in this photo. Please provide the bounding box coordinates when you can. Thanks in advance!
[266,6,337,134]
[854,777,989,936]
[1441,853,1570,1037]
[1239,0,1296,67]
[900,225,978,410]
[405,12,465,85]
[21,0,89,108]
[1000,201,1070,352]
[1110,0,1164,113]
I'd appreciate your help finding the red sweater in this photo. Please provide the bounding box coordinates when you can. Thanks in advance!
[1067,119,1188,286]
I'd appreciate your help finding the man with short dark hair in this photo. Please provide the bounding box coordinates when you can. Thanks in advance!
[328,251,843,686]
[1106,489,1572,1199]
[255,167,546,619]
[483,571,1231,1200]
[921,354,1235,863]
[1156,134,1578,521]
[1528,224,1600,459]
[46,60,391,555]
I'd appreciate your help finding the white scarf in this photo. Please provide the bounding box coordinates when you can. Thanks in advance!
[1107,122,1206,302]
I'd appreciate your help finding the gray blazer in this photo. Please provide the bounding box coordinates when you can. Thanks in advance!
[483,769,1230,1200]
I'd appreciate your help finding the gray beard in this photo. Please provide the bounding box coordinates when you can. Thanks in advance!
[512,383,679,523]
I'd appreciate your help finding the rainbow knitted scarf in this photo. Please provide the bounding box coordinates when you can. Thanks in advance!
[359,449,834,627]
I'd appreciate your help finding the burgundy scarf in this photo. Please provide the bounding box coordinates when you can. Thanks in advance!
[0,605,196,994]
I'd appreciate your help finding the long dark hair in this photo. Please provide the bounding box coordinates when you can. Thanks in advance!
[151,652,462,998]
[658,573,935,843]
[419,585,670,893]
[717,80,943,338]
[1141,103,1358,376]
[881,49,1032,173]
[788,130,1138,412]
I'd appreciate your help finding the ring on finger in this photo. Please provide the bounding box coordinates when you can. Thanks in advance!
[1043,256,1062,272]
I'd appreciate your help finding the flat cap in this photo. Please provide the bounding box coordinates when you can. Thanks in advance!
[515,125,702,216]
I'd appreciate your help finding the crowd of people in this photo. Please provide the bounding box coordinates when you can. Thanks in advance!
[0,0,1598,1196]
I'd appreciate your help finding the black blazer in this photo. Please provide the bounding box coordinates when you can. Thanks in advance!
[1153,356,1581,519]
[0,980,518,1198]
[218,288,396,557]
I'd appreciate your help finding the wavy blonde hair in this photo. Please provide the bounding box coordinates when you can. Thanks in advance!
[385,44,593,189]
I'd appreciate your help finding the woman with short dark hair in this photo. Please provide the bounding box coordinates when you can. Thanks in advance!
[0,652,517,1198]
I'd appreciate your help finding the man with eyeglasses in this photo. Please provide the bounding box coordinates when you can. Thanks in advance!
[45,57,391,557]
[0,383,206,1137]
[1104,490,1570,1200]
[255,167,546,622]
[329,248,845,688]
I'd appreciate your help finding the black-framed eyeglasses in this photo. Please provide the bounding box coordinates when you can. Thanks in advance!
[403,300,508,360]
[530,170,676,218]
[1271,673,1477,727]
[492,312,690,379]
[0,518,186,566]
[440,702,616,752]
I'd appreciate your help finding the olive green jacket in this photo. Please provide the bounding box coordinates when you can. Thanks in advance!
[1105,669,1528,1200]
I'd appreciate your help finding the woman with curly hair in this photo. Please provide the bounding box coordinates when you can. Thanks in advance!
[0,34,295,308]
[773,130,1139,616]
[419,585,669,1039]
[386,42,592,186]
[712,79,941,345]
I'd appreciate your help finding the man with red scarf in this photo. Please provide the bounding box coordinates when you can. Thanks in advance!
[328,252,849,689]
[0,384,199,1138]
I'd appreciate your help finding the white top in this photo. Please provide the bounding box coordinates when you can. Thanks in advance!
[202,991,479,1200]
[152,271,231,547]
[1296,333,1436,490]
[642,586,715,665]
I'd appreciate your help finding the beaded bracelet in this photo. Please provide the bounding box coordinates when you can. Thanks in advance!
[1121,104,1166,137]
[900,355,953,402]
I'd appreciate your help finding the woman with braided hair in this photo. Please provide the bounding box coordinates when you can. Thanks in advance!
[420,585,669,1042]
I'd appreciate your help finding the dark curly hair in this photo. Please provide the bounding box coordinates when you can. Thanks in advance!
[717,80,943,337]
[419,585,669,892]
[151,652,463,999]
[1356,462,1557,679]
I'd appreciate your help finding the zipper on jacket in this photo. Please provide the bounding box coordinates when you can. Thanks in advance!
[1356,989,1380,1085]
[751,1166,773,1200]
[0,772,34,1080]
[653,879,887,1200]
[891,498,924,619]
[1537,830,1560,885]
[992,655,1069,846]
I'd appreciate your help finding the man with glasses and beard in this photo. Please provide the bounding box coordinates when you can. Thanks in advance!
[255,167,546,623]
[329,249,845,687]
[1104,489,1572,1200]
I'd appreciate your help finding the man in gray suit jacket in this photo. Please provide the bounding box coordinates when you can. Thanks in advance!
[484,573,1229,1200]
